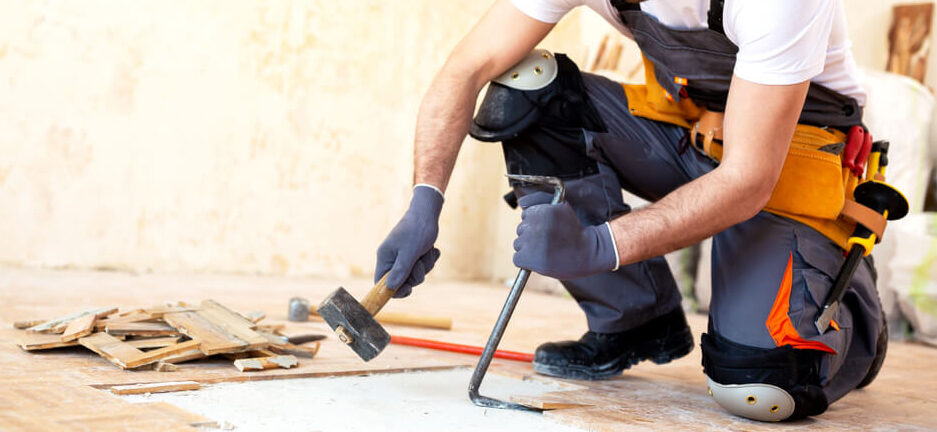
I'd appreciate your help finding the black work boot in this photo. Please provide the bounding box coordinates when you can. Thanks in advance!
[533,307,694,380]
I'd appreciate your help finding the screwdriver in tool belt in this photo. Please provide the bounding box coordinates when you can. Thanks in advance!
[815,142,907,334]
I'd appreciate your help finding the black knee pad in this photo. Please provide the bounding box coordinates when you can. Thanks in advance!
[469,51,606,184]
[701,332,829,421]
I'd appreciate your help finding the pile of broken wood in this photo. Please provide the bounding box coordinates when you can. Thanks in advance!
[15,300,318,372]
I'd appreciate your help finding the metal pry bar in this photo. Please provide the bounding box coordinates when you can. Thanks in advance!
[467,174,565,411]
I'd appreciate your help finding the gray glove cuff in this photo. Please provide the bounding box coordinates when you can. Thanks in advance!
[410,184,444,220]
[593,222,619,273]
[603,222,620,271]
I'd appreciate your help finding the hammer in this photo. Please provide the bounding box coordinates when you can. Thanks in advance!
[316,274,395,361]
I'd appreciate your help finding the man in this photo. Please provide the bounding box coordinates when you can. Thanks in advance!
[374,0,887,422]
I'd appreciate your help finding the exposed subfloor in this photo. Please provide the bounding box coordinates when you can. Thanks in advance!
[121,369,585,432]
[1,267,935,431]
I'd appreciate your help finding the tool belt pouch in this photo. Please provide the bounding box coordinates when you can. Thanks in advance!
[620,59,886,250]
[689,112,860,249]
[766,125,846,221]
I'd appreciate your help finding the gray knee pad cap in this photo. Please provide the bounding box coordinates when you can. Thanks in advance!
[706,378,795,422]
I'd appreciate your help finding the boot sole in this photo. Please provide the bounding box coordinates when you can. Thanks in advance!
[532,326,695,381]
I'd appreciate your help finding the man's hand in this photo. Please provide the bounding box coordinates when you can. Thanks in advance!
[375,185,444,298]
[513,192,618,280]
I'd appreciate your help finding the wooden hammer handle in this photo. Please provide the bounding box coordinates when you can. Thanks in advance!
[359,273,395,316]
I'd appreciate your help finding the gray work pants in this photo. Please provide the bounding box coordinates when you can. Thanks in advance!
[505,72,883,403]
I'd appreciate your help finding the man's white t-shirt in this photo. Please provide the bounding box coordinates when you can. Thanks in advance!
[511,0,867,106]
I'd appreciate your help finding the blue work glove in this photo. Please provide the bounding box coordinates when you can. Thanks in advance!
[375,185,444,298]
[513,192,619,280]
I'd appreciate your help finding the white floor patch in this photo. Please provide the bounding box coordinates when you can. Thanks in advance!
[121,368,586,432]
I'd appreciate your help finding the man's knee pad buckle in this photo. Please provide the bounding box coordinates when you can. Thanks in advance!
[701,333,829,422]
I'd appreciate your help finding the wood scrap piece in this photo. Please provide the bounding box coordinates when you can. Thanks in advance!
[256,323,285,334]
[125,337,181,349]
[61,314,96,342]
[233,355,298,372]
[79,333,145,368]
[510,394,593,410]
[257,330,286,346]
[106,322,179,337]
[129,340,201,369]
[27,307,117,333]
[153,361,178,372]
[95,312,158,329]
[269,342,320,358]
[244,310,265,323]
[13,319,46,329]
[143,304,199,318]
[165,301,268,355]
[163,311,248,355]
[79,333,200,369]
[117,308,146,317]
[18,332,80,351]
[109,381,200,395]
[161,349,206,364]
[199,299,261,331]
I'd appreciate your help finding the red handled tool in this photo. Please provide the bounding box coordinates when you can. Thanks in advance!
[390,335,534,362]
[843,125,873,178]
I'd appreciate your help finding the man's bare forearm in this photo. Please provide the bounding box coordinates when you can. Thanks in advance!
[609,166,770,265]
[409,1,554,193]
[412,71,485,192]
[608,77,810,267]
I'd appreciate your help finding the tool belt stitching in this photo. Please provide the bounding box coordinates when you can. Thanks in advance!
[688,110,890,248]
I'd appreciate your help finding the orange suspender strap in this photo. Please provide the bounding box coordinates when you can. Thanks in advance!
[765,253,837,354]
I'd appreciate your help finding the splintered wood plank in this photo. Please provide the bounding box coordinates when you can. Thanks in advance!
[18,332,80,351]
[244,310,265,323]
[95,313,157,329]
[163,311,247,355]
[510,395,593,410]
[78,333,146,369]
[153,361,178,372]
[79,333,200,369]
[161,349,206,364]
[125,337,181,349]
[143,304,199,318]
[127,340,201,369]
[199,299,262,331]
[268,342,320,358]
[13,319,46,329]
[60,314,97,342]
[26,307,118,333]
[233,355,298,372]
[105,322,179,337]
[109,381,200,395]
[164,301,269,355]
[256,323,285,334]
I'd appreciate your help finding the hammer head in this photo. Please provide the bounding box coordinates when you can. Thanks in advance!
[317,287,389,361]
[287,297,310,322]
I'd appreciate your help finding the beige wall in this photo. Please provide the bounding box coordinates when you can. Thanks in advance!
[0,1,933,284]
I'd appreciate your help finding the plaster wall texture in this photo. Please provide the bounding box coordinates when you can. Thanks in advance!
[0,1,932,284]
[0,1,567,281]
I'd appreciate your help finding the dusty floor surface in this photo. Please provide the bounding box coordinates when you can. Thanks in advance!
[1,267,935,431]
[122,369,586,432]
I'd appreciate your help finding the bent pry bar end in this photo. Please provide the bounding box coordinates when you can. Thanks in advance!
[468,175,565,412]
